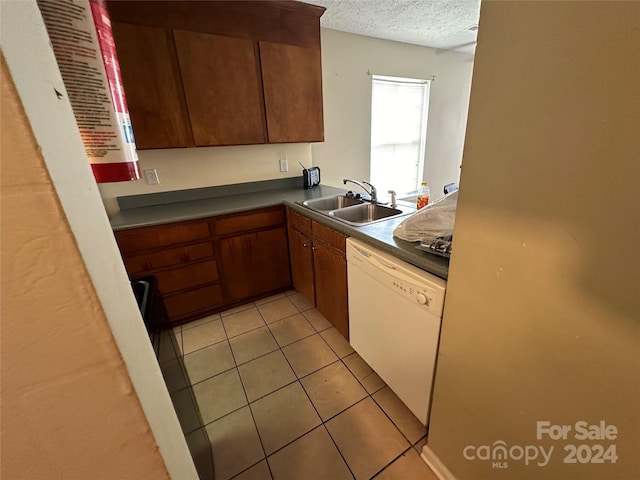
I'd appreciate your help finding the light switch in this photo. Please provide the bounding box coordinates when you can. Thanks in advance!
[144,169,160,185]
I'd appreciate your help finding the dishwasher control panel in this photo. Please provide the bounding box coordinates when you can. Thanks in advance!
[347,238,446,318]
[391,278,441,314]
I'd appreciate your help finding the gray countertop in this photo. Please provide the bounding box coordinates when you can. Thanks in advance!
[110,181,449,280]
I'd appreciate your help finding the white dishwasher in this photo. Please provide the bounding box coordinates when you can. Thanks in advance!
[346,238,446,426]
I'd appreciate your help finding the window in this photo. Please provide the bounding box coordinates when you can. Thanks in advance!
[370,75,430,197]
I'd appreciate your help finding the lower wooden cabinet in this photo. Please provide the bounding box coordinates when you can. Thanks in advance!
[313,240,349,339]
[123,242,214,276]
[116,219,211,254]
[219,227,291,303]
[116,204,350,331]
[286,208,349,339]
[164,284,224,320]
[154,259,219,294]
[287,227,315,303]
[115,206,291,325]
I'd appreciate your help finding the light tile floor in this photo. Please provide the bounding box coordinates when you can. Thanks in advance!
[173,291,438,480]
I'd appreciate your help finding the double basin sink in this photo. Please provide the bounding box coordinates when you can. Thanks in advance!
[300,194,414,227]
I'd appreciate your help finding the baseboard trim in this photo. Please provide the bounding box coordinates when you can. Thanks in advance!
[421,445,458,480]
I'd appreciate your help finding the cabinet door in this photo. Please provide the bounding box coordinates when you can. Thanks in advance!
[164,284,224,321]
[288,227,315,305]
[111,21,192,148]
[220,228,291,303]
[313,241,349,339]
[174,30,266,146]
[260,41,324,143]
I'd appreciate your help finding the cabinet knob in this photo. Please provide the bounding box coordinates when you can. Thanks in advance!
[303,242,309,248]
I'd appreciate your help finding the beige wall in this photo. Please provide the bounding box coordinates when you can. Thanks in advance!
[98,28,473,217]
[313,28,473,200]
[1,1,198,476]
[426,2,640,479]
[98,142,311,216]
[0,54,169,480]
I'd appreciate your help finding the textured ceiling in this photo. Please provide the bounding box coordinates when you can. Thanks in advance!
[312,0,481,55]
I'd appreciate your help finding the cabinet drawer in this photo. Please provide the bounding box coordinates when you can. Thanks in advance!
[287,208,312,235]
[215,207,284,235]
[164,284,224,320]
[156,260,219,294]
[116,221,211,254]
[312,220,347,253]
[124,242,214,275]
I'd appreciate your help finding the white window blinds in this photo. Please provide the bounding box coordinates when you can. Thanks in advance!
[370,75,430,196]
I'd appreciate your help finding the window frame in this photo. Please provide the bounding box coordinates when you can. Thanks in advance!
[369,74,431,196]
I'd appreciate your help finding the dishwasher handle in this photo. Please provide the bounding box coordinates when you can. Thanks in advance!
[370,255,398,271]
[351,244,397,271]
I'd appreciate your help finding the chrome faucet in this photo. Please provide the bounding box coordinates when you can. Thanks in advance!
[343,179,377,203]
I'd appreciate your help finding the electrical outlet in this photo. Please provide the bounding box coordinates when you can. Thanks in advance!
[279,158,289,172]
[144,168,160,185]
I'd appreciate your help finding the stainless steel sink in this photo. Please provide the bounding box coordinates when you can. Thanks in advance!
[302,195,364,211]
[329,203,410,226]
[299,194,414,226]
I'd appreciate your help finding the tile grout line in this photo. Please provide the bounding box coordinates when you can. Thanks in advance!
[370,443,424,480]
[247,292,340,473]
[184,293,424,479]
[270,312,374,479]
[315,392,416,480]
[182,292,292,337]
[178,296,311,474]
[369,391,425,451]
[257,298,344,465]
[221,313,277,480]
[264,329,358,480]
[181,335,227,357]
[179,313,221,332]
[182,304,300,359]
[415,433,428,452]
[317,338,420,477]
[243,297,314,480]
[197,316,251,431]
[335,355,420,477]
[319,424,357,480]
[191,329,334,406]
[179,315,227,356]
[335,351,429,478]
[227,459,271,480]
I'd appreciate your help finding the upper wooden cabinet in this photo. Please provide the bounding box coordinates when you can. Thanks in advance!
[107,1,325,149]
[260,41,324,143]
[174,30,266,146]
[111,21,192,148]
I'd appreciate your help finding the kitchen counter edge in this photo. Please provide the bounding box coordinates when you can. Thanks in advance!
[109,185,449,280]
